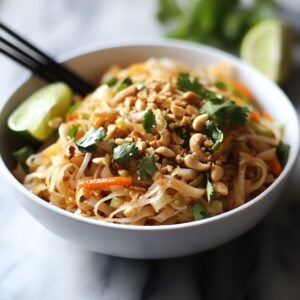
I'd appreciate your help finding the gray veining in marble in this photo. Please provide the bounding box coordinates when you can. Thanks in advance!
[1,1,300,299]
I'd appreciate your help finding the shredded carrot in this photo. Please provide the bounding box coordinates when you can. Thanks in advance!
[263,111,272,120]
[66,113,78,121]
[79,176,133,189]
[212,133,233,160]
[94,113,107,128]
[229,79,253,100]
[250,109,260,123]
[267,158,282,177]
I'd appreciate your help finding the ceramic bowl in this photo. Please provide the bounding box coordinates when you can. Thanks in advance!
[0,39,299,259]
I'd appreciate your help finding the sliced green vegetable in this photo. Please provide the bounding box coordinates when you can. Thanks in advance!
[174,127,191,149]
[190,174,205,187]
[143,109,156,133]
[8,83,73,141]
[67,101,82,115]
[136,82,145,91]
[105,76,118,87]
[117,77,133,92]
[75,127,106,152]
[68,124,80,139]
[215,80,227,90]
[13,146,33,173]
[113,143,139,164]
[137,155,158,180]
[192,202,209,221]
[206,175,214,203]
[276,141,290,167]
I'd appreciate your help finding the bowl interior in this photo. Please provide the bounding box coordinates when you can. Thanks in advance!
[0,40,299,194]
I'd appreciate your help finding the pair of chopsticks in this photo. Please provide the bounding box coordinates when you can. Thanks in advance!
[0,22,94,96]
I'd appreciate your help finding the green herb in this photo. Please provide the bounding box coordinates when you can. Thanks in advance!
[117,77,133,92]
[136,82,145,91]
[200,97,249,130]
[105,76,118,87]
[156,0,274,53]
[143,109,156,133]
[75,127,106,152]
[174,127,191,148]
[13,146,33,173]
[205,120,224,153]
[137,155,158,180]
[67,101,82,115]
[206,175,214,203]
[215,80,227,90]
[113,143,140,164]
[67,124,80,139]
[192,202,209,221]
[276,141,290,167]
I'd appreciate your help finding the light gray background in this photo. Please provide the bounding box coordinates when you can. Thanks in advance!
[1,1,300,299]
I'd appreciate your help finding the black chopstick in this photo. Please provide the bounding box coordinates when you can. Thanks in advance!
[0,22,95,96]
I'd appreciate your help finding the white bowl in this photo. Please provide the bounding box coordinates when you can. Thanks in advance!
[0,39,299,259]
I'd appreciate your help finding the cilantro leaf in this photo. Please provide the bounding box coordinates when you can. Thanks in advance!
[68,124,80,139]
[76,127,106,152]
[117,77,133,92]
[143,109,156,133]
[276,141,290,167]
[215,80,227,90]
[192,202,209,221]
[105,76,118,87]
[206,175,214,203]
[200,97,249,130]
[137,155,158,180]
[205,120,224,153]
[13,146,33,173]
[113,143,140,164]
[174,127,191,148]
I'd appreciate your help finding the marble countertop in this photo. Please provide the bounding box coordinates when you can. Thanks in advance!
[1,1,300,299]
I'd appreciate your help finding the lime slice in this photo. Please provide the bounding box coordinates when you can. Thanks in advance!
[241,19,293,83]
[8,83,73,141]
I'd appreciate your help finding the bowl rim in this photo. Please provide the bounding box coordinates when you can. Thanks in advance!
[0,38,299,232]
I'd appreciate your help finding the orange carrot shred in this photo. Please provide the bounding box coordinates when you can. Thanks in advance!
[267,158,282,177]
[66,113,78,121]
[250,109,260,123]
[263,111,272,120]
[230,79,253,100]
[94,113,107,128]
[79,177,133,190]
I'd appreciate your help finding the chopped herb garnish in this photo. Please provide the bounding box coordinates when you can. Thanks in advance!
[206,174,214,203]
[68,124,80,139]
[113,143,140,164]
[117,77,133,92]
[137,155,158,180]
[174,127,191,148]
[276,141,290,167]
[67,101,82,115]
[75,127,106,152]
[192,202,209,221]
[13,146,33,173]
[205,120,224,153]
[143,109,156,133]
[105,76,118,87]
[200,97,249,130]
[136,82,145,91]
[215,80,227,90]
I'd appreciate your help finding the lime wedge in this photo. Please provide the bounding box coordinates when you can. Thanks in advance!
[8,83,73,141]
[241,20,293,83]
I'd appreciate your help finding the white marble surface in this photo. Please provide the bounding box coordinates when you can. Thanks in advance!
[1,1,300,299]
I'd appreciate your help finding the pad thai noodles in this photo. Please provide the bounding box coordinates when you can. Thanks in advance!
[12,58,290,225]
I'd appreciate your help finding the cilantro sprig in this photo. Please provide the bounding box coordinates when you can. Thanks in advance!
[276,141,290,167]
[113,143,140,164]
[75,127,106,152]
[137,155,158,180]
[143,109,156,133]
[192,202,209,221]
[204,120,224,153]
